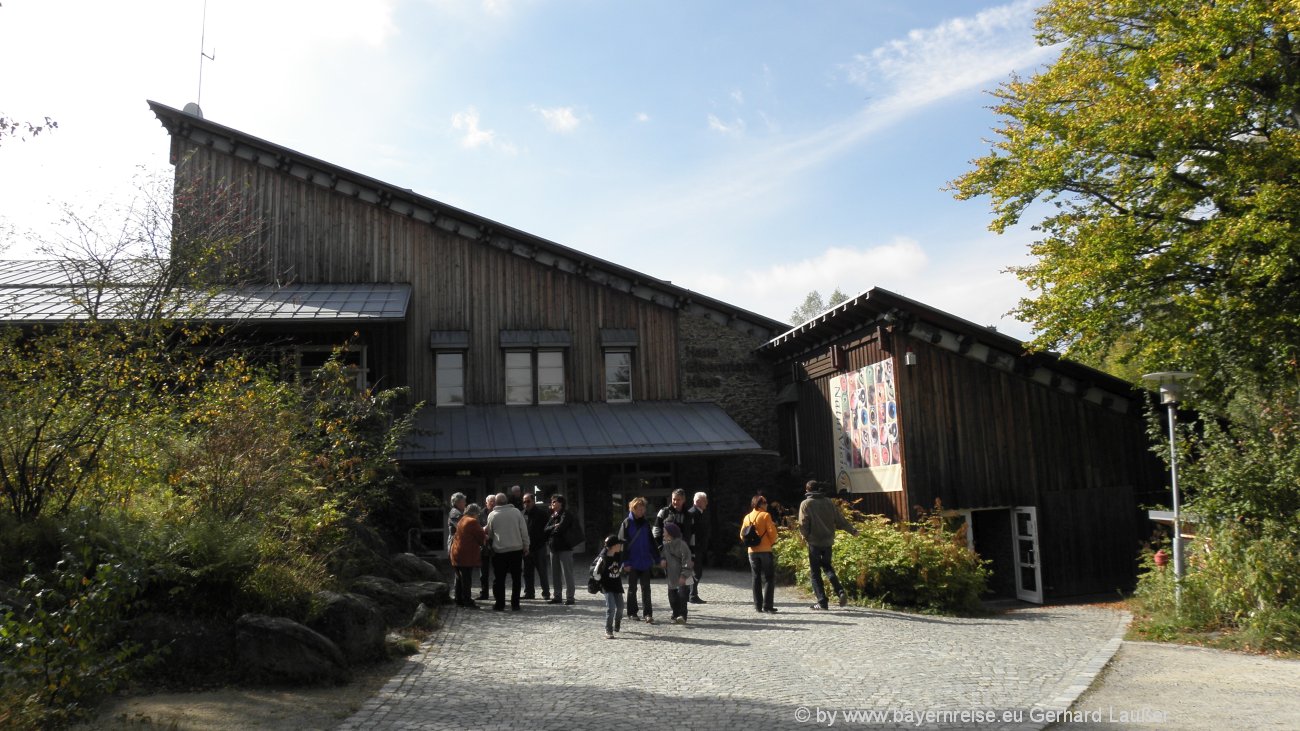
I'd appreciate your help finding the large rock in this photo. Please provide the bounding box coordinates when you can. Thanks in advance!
[348,575,419,627]
[401,580,451,607]
[127,613,236,681]
[307,592,386,665]
[234,614,349,685]
[389,553,443,583]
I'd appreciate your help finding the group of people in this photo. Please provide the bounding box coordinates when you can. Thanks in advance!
[448,480,857,637]
[446,487,585,611]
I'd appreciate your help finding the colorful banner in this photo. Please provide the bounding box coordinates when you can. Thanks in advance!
[830,358,902,493]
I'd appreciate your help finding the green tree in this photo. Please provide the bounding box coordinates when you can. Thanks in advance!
[790,287,850,324]
[951,0,1300,399]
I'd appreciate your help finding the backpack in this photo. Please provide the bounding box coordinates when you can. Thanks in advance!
[586,555,604,594]
[741,519,764,548]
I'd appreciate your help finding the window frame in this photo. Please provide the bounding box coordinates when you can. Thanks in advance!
[504,348,566,405]
[434,350,466,407]
[604,348,633,403]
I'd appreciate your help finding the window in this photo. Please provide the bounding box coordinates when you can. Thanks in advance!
[605,349,632,402]
[435,352,464,406]
[293,345,368,391]
[505,350,566,405]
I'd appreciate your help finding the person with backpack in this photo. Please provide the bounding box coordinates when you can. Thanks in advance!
[618,496,665,624]
[544,494,582,605]
[592,535,626,639]
[740,495,779,613]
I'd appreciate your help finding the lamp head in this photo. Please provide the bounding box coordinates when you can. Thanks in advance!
[1141,371,1195,405]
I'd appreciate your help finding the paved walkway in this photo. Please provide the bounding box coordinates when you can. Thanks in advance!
[339,568,1127,731]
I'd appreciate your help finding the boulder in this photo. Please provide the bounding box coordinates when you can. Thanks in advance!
[234,614,349,685]
[389,552,442,583]
[126,613,236,681]
[348,575,418,627]
[400,581,451,607]
[307,591,386,665]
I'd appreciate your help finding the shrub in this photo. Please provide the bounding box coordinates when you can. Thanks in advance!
[772,499,989,614]
[0,553,148,727]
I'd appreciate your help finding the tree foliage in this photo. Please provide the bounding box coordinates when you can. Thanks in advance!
[951,0,1300,400]
[790,287,850,324]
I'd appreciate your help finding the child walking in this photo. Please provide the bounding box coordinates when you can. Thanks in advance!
[594,535,626,639]
[661,522,695,624]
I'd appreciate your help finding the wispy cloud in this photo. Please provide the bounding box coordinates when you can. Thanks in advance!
[451,107,516,153]
[535,105,581,133]
[730,89,745,104]
[707,114,746,135]
[635,112,650,123]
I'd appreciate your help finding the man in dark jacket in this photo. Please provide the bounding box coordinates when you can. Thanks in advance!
[544,494,582,605]
[653,488,693,552]
[798,480,859,610]
[521,490,551,600]
[687,491,711,603]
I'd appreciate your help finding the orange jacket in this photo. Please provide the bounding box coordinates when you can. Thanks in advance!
[740,509,777,553]
[450,515,486,568]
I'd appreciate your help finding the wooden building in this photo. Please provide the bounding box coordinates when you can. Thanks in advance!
[142,101,787,555]
[759,288,1165,602]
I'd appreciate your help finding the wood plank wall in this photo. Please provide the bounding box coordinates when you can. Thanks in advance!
[175,144,680,405]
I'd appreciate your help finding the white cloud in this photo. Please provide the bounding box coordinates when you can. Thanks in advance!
[635,112,650,123]
[535,106,581,133]
[730,89,745,104]
[707,114,746,135]
[842,0,1049,106]
[451,107,498,149]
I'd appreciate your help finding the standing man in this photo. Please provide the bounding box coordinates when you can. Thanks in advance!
[478,493,496,600]
[446,492,467,551]
[798,480,858,610]
[508,484,524,510]
[653,488,693,552]
[545,494,582,605]
[484,491,529,611]
[687,491,710,604]
[521,490,551,600]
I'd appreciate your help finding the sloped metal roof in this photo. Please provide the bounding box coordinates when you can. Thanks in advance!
[398,401,766,463]
[0,261,410,323]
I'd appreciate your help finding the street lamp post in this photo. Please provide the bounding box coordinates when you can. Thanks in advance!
[1141,371,1195,605]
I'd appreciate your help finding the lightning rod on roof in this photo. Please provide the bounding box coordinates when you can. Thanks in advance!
[193,0,215,116]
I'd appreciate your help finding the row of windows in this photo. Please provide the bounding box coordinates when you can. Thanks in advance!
[434,349,633,406]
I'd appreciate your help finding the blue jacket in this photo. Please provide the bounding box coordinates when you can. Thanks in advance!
[618,513,661,571]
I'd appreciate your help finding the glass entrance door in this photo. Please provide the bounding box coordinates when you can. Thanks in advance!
[1013,507,1043,604]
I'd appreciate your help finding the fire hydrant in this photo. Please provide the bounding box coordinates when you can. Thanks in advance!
[1153,549,1168,569]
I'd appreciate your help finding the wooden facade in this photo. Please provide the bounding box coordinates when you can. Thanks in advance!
[149,101,787,557]
[762,289,1165,601]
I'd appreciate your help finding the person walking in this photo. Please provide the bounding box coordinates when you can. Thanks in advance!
[687,491,710,603]
[544,494,582,605]
[449,503,485,609]
[798,480,858,610]
[661,522,694,624]
[741,495,779,613]
[484,492,529,612]
[593,535,626,639]
[521,490,551,600]
[617,497,664,624]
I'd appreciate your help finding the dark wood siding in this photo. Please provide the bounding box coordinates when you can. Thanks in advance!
[174,144,679,405]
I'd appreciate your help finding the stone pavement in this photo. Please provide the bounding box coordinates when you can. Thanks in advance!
[338,568,1127,731]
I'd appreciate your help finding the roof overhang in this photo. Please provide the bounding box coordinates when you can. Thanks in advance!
[398,401,768,463]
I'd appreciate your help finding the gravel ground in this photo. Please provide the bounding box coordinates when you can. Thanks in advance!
[1049,640,1300,730]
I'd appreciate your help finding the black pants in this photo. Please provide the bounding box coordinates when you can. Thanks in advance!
[479,551,492,596]
[808,544,844,607]
[454,566,476,606]
[491,549,523,610]
[523,544,550,597]
[690,550,706,598]
[626,567,654,618]
[667,584,690,620]
[749,551,775,610]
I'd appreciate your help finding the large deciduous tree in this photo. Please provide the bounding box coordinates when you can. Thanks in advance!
[951,0,1300,401]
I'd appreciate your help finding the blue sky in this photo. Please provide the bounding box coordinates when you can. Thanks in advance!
[0,0,1057,338]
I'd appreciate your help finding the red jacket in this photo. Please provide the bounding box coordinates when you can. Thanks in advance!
[450,515,486,568]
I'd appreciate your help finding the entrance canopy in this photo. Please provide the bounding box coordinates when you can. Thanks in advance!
[399,401,765,463]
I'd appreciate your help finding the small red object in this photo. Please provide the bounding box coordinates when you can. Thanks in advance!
[1153,549,1168,568]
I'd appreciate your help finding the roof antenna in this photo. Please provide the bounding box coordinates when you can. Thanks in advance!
[186,0,215,118]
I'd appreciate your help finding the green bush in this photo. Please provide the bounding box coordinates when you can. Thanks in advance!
[0,554,148,727]
[1132,517,1300,651]
[772,500,989,614]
